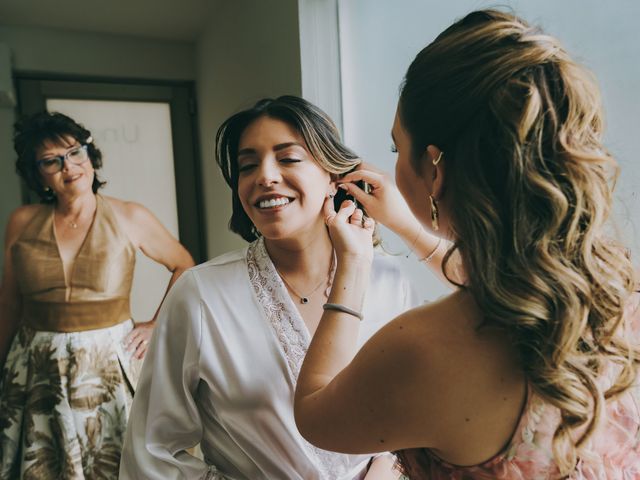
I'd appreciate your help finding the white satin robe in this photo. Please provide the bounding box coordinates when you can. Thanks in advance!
[119,238,418,480]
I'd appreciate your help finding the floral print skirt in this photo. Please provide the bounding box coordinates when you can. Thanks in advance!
[0,320,142,480]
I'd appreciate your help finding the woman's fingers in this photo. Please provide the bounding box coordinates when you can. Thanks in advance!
[134,339,148,359]
[340,169,385,189]
[337,183,372,209]
[130,325,152,359]
[323,194,338,224]
[350,208,364,226]
[363,216,375,231]
[124,330,140,351]
[335,200,357,223]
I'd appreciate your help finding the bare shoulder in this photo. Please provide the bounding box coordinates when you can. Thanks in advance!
[102,196,156,231]
[352,293,475,391]
[381,290,526,461]
[379,290,480,352]
[102,196,147,217]
[4,204,44,246]
[390,289,520,378]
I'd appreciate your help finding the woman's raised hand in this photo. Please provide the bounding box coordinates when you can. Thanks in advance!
[337,163,420,239]
[323,195,375,263]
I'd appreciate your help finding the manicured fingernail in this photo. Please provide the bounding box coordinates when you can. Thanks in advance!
[338,184,348,190]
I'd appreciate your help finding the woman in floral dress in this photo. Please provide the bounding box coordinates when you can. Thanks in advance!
[0,111,194,479]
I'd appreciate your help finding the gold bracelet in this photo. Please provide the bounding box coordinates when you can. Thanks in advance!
[419,237,442,264]
[408,226,422,252]
[405,226,423,259]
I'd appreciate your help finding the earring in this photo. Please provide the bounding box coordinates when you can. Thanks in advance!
[433,151,443,166]
[429,194,439,231]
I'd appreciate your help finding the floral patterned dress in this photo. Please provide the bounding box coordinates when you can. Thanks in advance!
[0,195,142,480]
[396,293,640,479]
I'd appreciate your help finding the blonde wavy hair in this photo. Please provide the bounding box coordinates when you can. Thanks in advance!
[399,9,638,475]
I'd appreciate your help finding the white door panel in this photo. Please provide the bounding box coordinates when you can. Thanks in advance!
[47,98,178,323]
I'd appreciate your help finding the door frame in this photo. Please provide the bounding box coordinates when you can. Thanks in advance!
[14,72,207,263]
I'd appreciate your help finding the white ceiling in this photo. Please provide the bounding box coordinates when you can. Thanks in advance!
[0,0,214,42]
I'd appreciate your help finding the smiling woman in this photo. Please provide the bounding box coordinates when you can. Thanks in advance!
[235,116,334,243]
[0,111,194,479]
[119,96,418,480]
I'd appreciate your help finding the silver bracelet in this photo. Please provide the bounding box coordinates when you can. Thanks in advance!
[323,303,363,321]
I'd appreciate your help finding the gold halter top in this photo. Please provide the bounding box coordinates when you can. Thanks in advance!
[11,195,136,332]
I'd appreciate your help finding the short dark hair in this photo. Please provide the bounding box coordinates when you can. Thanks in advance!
[14,111,106,203]
[215,95,360,242]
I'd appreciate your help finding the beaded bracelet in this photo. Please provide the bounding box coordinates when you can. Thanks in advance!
[323,303,363,321]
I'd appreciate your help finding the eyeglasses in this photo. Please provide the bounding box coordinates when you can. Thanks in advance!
[36,145,90,174]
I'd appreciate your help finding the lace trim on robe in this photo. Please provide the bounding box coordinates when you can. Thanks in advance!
[247,238,357,480]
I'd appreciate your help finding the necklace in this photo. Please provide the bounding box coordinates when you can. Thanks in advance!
[55,211,85,229]
[55,213,81,229]
[276,252,336,304]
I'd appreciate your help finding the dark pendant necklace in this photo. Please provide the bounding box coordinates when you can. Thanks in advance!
[275,253,336,305]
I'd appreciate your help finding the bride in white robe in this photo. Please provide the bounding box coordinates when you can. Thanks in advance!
[119,96,430,480]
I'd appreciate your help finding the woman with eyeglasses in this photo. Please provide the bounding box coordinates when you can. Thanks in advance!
[0,111,194,479]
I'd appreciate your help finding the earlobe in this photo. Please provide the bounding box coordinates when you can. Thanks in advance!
[328,177,339,197]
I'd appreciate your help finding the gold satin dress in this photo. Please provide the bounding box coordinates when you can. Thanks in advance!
[0,195,142,480]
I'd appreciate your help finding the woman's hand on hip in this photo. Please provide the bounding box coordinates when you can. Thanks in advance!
[124,321,154,359]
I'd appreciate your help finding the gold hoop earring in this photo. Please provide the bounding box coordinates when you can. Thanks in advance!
[429,194,439,231]
[433,151,443,166]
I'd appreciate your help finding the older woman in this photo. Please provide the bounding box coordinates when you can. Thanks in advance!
[294,9,640,480]
[0,111,194,479]
[119,96,421,479]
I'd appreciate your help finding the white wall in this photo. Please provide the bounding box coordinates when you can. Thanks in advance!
[298,0,343,132]
[339,0,640,300]
[195,0,303,259]
[0,25,195,80]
